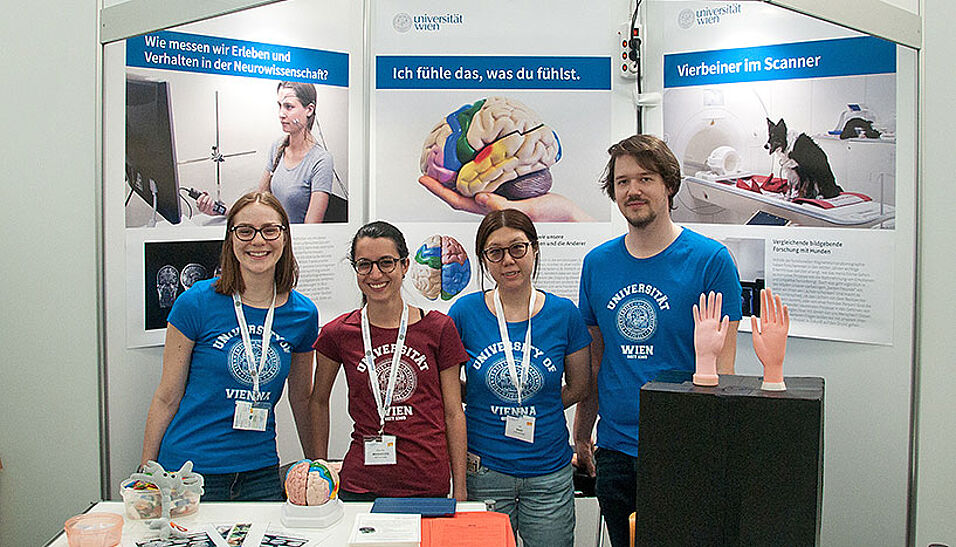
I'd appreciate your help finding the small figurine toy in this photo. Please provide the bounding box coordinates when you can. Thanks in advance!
[129,460,204,538]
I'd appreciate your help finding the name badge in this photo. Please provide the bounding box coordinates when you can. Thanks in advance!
[232,401,269,431]
[364,435,397,465]
[504,415,535,443]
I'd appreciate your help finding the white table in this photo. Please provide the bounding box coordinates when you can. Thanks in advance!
[47,500,486,546]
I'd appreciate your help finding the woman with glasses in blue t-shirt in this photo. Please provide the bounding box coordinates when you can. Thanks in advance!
[448,209,591,547]
[141,191,319,500]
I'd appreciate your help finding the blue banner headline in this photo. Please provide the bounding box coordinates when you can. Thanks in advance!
[376,56,610,90]
[664,36,895,88]
[127,31,348,86]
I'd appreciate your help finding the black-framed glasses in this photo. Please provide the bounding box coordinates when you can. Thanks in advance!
[231,224,286,241]
[482,241,533,263]
[352,256,404,275]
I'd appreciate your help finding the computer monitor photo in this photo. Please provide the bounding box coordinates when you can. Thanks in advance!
[126,76,182,226]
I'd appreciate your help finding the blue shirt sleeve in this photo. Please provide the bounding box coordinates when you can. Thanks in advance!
[565,299,593,354]
[293,298,320,353]
[708,246,744,322]
[578,256,597,326]
[166,284,204,340]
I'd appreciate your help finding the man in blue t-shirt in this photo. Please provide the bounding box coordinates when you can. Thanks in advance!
[573,135,742,547]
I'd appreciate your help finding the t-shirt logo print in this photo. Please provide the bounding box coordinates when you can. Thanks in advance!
[485,358,544,403]
[371,358,418,403]
[616,296,658,342]
[227,341,282,386]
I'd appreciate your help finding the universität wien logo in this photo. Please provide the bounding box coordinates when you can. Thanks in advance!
[616,296,658,342]
[393,13,412,33]
[228,341,281,386]
[484,358,544,403]
[393,12,464,33]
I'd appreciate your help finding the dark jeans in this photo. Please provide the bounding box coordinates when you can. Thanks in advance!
[595,448,639,547]
[201,464,283,501]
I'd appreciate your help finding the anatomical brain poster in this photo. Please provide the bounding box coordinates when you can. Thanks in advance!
[370,0,623,309]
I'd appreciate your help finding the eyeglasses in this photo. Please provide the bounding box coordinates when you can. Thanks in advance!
[352,256,404,275]
[482,241,533,263]
[231,224,286,241]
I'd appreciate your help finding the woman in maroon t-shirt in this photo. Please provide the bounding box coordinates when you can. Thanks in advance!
[309,221,468,500]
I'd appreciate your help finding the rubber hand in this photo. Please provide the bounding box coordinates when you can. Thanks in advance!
[196,193,225,216]
[751,288,789,384]
[693,291,729,386]
[418,175,592,222]
[574,438,596,477]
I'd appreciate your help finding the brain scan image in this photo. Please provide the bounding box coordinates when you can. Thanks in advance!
[180,263,208,290]
[420,97,562,200]
[410,235,471,301]
[156,265,179,309]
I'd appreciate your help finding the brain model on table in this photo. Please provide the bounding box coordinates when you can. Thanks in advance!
[420,97,563,200]
[284,459,339,506]
[411,235,472,301]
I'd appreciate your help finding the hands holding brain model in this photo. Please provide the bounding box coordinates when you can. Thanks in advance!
[751,288,790,391]
[419,175,591,221]
[419,97,592,222]
[692,291,729,387]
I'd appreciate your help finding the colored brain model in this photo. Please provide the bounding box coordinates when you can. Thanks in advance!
[411,235,471,301]
[284,459,339,506]
[420,97,562,199]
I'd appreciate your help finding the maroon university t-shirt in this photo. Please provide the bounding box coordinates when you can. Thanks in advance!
[314,309,467,497]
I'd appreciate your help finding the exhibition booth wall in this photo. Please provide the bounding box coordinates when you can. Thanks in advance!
[4,0,956,545]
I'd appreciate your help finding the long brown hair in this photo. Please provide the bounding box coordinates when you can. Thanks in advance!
[214,192,298,295]
[474,209,540,292]
[272,81,317,173]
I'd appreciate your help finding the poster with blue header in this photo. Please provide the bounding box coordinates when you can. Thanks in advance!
[117,0,363,347]
[370,0,631,310]
[651,0,902,344]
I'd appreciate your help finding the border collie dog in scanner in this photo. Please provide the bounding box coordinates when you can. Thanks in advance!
[765,118,842,200]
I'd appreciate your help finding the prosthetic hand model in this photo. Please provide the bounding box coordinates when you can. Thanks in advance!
[751,288,790,391]
[693,291,730,387]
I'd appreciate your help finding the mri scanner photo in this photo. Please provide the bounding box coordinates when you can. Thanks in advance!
[663,84,896,229]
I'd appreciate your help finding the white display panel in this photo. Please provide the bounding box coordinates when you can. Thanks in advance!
[368,0,630,311]
[103,0,365,493]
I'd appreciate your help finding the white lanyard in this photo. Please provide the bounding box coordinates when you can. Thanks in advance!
[361,302,409,434]
[232,285,276,396]
[493,287,536,406]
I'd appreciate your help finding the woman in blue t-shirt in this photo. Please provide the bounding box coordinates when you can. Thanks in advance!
[448,209,591,547]
[141,191,319,501]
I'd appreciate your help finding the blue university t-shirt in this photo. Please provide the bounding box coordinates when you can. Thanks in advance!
[578,228,742,458]
[158,278,319,474]
[449,291,591,477]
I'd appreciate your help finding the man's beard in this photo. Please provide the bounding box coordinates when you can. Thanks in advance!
[624,202,657,229]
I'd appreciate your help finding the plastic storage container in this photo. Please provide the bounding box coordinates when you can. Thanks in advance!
[120,479,200,520]
[63,513,123,547]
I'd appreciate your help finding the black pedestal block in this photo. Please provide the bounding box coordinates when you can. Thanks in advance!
[637,372,824,546]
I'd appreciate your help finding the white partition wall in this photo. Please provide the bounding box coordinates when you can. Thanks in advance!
[8,1,956,546]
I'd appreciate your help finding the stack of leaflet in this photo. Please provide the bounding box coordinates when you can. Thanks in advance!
[348,513,421,547]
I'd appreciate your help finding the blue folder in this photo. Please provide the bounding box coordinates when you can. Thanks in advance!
[370,497,457,517]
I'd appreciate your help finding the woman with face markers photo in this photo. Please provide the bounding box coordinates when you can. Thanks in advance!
[446,209,591,547]
[141,192,319,501]
[198,81,335,223]
[309,221,469,500]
